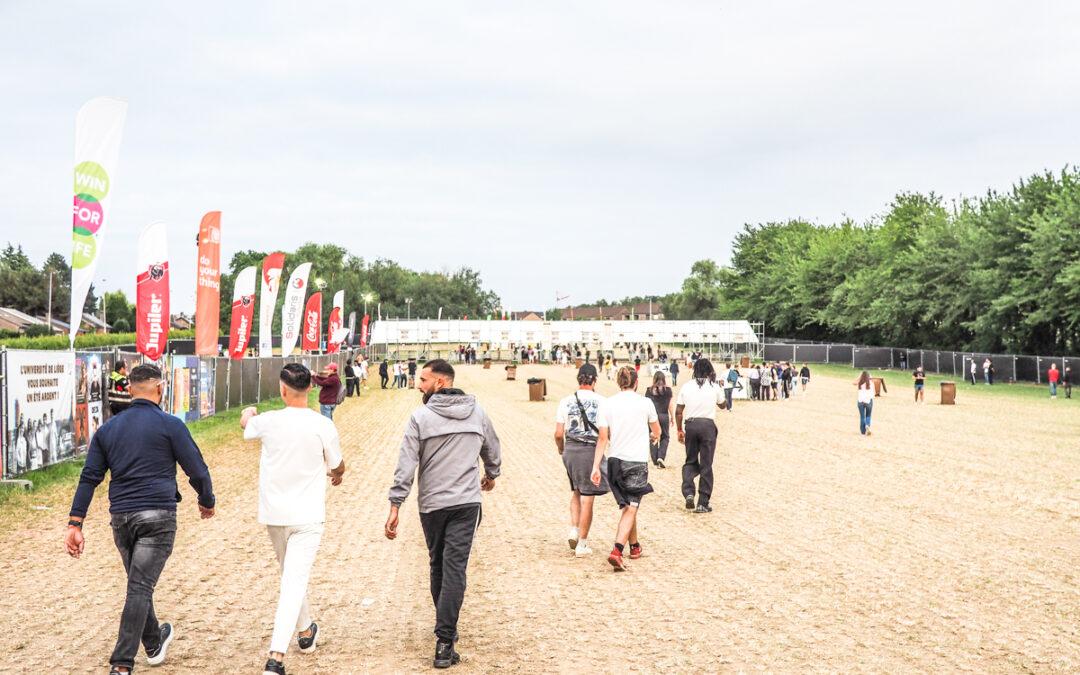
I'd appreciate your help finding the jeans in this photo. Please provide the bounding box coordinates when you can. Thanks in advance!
[320,403,336,419]
[267,524,324,654]
[858,400,873,435]
[671,373,678,386]
[109,509,177,669]
[650,413,670,463]
[346,378,359,396]
[723,387,734,411]
[682,419,717,506]
[1050,382,1057,397]
[419,503,482,642]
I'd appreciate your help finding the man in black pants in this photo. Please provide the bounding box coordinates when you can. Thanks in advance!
[385,359,502,668]
[65,365,216,674]
[674,358,723,513]
[379,359,390,389]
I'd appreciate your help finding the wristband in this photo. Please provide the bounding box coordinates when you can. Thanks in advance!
[68,519,83,529]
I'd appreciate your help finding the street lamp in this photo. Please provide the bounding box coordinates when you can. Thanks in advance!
[362,292,375,317]
[405,297,412,321]
[314,277,327,292]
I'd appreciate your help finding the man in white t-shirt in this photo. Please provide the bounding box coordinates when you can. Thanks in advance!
[675,359,724,513]
[554,364,608,557]
[240,363,346,675]
[591,366,660,571]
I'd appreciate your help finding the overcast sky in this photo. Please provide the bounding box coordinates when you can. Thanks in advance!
[3,1,1079,314]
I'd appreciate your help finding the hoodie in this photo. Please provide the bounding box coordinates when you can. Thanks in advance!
[388,389,502,513]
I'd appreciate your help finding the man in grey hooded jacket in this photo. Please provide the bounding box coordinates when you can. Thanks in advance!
[385,358,502,669]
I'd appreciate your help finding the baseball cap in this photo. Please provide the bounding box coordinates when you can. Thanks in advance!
[578,363,598,380]
[327,362,339,371]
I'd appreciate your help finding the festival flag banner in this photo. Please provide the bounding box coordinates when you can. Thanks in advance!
[347,311,357,345]
[258,252,285,356]
[228,265,256,359]
[136,222,169,361]
[280,262,312,357]
[70,97,128,347]
[360,314,370,348]
[302,292,322,352]
[194,211,222,355]
[327,290,344,353]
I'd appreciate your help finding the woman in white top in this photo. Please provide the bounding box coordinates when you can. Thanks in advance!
[855,370,874,436]
[675,358,724,513]
[591,366,660,572]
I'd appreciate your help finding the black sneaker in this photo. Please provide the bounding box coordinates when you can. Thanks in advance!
[694,504,713,513]
[145,622,174,666]
[434,640,461,668]
[263,658,286,675]
[656,459,665,469]
[684,496,695,510]
[297,622,318,653]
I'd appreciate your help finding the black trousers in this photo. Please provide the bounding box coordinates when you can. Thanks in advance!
[650,413,670,463]
[419,503,481,642]
[682,419,717,506]
[380,374,389,388]
[346,377,359,396]
[109,510,177,669]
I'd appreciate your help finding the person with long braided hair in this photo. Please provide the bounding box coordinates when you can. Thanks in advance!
[675,358,723,513]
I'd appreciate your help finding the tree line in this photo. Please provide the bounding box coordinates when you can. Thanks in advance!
[660,168,1080,356]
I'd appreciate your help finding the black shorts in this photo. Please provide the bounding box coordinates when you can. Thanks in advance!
[607,457,653,509]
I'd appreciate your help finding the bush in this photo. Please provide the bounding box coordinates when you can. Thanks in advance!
[0,329,196,351]
[22,325,52,338]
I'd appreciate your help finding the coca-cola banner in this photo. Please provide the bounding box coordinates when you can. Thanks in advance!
[136,222,169,361]
[360,314,370,348]
[228,265,256,359]
[302,292,322,352]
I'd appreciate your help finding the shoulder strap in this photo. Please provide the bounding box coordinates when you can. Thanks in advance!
[573,393,600,434]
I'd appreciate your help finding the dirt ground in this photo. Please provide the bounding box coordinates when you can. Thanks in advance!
[0,363,1077,673]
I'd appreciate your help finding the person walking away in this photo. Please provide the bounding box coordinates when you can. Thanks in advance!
[554,364,607,557]
[1064,366,1073,399]
[969,358,977,385]
[721,363,739,412]
[759,364,772,401]
[65,364,216,674]
[675,358,723,513]
[645,371,673,468]
[240,364,346,675]
[748,365,761,400]
[379,359,390,389]
[590,366,660,571]
[855,371,874,436]
[668,359,679,387]
[799,364,811,392]
[983,358,991,385]
[359,356,370,390]
[408,359,418,388]
[344,361,359,397]
[988,359,996,385]
[385,359,502,668]
[1048,363,1060,399]
[108,361,133,417]
[781,363,793,399]
[312,363,342,420]
[913,366,926,403]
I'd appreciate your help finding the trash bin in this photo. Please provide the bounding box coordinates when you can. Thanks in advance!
[940,381,956,405]
[872,377,887,396]
[483,358,492,370]
[506,365,517,380]
[528,377,546,401]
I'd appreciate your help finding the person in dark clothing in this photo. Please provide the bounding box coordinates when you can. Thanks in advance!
[379,360,390,389]
[645,372,674,468]
[65,364,216,674]
[108,361,133,417]
[1065,366,1073,399]
[344,361,359,397]
[385,359,501,669]
[669,360,679,386]
[312,363,342,419]
[408,359,418,388]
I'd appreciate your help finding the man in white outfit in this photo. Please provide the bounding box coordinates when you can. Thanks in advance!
[241,363,346,675]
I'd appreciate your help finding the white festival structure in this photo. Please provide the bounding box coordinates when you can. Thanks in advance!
[369,319,763,359]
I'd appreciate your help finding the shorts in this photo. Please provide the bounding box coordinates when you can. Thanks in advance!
[563,439,608,495]
[801,377,809,385]
[914,383,924,390]
[607,457,653,509]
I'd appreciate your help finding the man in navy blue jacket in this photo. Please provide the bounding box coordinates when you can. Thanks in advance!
[65,364,216,674]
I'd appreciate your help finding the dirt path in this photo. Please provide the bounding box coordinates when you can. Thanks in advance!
[0,364,1077,672]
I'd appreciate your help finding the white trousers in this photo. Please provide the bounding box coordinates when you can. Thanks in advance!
[266,523,324,654]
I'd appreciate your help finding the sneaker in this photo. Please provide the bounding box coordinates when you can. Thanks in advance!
[434,640,461,668]
[694,504,713,513]
[629,543,643,559]
[297,622,318,654]
[685,496,695,510]
[574,543,593,557]
[607,548,628,571]
[263,658,286,675]
[145,622,174,666]
[656,459,665,469]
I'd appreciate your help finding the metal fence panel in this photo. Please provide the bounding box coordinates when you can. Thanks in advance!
[794,344,828,363]
[764,344,795,362]
[241,359,260,406]
[214,359,229,411]
[828,345,853,364]
[853,347,892,369]
[1016,356,1039,382]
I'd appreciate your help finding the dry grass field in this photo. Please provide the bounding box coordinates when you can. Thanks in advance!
[0,362,1077,673]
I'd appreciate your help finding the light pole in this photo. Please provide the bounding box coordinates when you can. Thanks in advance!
[405,297,412,321]
[362,292,375,318]
[100,277,108,333]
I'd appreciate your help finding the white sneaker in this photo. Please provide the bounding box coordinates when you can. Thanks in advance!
[145,622,174,666]
[567,527,579,550]
[574,543,592,557]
